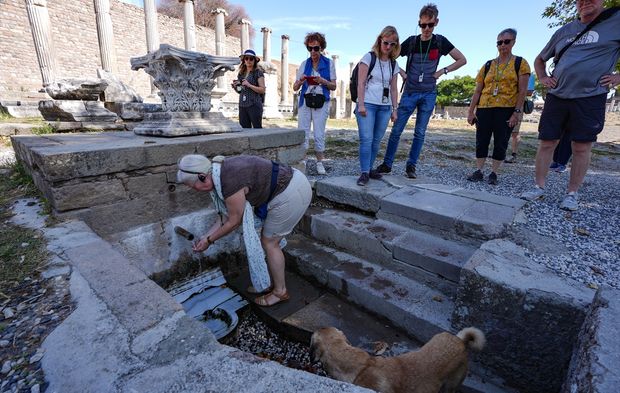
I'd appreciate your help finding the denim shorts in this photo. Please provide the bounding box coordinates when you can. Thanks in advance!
[538,93,606,142]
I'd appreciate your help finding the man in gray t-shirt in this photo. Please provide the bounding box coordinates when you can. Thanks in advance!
[521,0,619,211]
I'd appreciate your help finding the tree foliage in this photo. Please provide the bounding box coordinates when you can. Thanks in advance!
[157,0,252,40]
[436,76,476,107]
[542,0,620,27]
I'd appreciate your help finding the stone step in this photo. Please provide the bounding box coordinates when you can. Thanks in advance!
[300,208,477,296]
[315,176,526,244]
[0,100,43,118]
[284,233,453,344]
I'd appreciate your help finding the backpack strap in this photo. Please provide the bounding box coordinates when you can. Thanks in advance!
[367,52,377,78]
[514,56,522,78]
[483,60,493,78]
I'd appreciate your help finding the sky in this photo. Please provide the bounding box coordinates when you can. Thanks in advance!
[120,0,562,79]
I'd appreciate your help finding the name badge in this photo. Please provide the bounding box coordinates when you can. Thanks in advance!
[418,73,424,83]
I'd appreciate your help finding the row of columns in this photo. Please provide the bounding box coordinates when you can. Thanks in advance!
[24,0,347,110]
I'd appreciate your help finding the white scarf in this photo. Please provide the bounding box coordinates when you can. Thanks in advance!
[209,162,272,293]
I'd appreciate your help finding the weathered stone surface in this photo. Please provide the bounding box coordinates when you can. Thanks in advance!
[38,100,118,122]
[0,101,42,118]
[452,239,595,393]
[276,145,305,164]
[249,128,305,150]
[97,69,142,103]
[562,287,620,393]
[316,176,401,213]
[45,78,108,101]
[104,102,161,121]
[133,111,241,137]
[51,178,127,211]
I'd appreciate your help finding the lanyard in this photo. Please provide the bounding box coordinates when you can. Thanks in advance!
[418,35,432,66]
[494,56,512,82]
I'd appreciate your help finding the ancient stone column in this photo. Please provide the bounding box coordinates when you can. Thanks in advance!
[261,27,272,63]
[280,35,289,105]
[346,62,355,118]
[259,27,281,118]
[93,0,118,73]
[180,0,196,51]
[143,0,160,96]
[211,8,228,92]
[143,0,159,53]
[330,55,340,119]
[238,18,251,52]
[24,0,57,87]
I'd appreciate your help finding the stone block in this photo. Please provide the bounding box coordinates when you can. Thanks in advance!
[316,176,400,213]
[393,229,477,282]
[380,187,473,233]
[457,200,516,240]
[104,102,161,120]
[248,128,305,150]
[124,173,169,200]
[39,100,118,122]
[132,111,241,137]
[276,145,305,165]
[51,178,127,212]
[452,239,595,393]
[562,288,620,393]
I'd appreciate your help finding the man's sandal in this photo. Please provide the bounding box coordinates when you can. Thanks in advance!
[254,290,290,307]
[246,285,273,295]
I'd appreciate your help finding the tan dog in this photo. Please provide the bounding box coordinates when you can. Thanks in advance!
[310,326,485,393]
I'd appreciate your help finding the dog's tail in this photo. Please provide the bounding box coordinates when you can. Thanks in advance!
[457,327,486,352]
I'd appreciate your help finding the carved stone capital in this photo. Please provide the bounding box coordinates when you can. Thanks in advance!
[130,44,238,113]
[210,8,228,16]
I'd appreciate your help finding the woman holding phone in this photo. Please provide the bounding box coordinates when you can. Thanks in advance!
[293,32,337,175]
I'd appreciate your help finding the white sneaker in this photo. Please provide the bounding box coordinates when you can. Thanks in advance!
[316,161,326,175]
[560,192,578,211]
[520,185,545,201]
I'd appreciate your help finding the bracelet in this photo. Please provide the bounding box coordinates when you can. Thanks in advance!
[206,236,214,245]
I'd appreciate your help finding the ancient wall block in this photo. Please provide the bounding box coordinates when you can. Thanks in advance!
[452,239,595,393]
[51,178,127,212]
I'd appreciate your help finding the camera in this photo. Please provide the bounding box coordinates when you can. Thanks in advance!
[235,80,244,93]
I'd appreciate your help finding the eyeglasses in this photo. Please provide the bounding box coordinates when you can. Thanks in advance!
[418,22,435,29]
[381,40,397,47]
[496,39,513,46]
[306,45,321,52]
[243,56,254,61]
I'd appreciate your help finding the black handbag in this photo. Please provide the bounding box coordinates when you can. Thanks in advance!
[304,86,326,109]
[523,99,534,114]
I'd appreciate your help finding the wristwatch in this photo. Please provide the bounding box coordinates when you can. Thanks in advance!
[443,67,449,75]
[514,108,522,113]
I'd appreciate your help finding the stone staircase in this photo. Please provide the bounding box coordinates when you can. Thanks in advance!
[282,175,527,392]
[224,174,589,392]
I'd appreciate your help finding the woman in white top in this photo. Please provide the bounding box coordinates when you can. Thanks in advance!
[355,26,401,186]
[293,32,337,176]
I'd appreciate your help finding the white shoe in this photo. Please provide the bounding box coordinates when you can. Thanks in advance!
[520,185,545,201]
[316,161,326,175]
[559,192,578,211]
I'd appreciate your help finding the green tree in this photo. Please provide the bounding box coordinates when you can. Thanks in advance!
[436,76,476,107]
[542,0,620,27]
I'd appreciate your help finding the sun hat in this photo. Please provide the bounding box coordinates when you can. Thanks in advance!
[239,49,260,62]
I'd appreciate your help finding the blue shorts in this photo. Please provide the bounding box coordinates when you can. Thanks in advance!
[538,93,607,143]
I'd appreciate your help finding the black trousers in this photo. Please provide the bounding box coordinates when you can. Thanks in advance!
[475,107,513,161]
[239,104,263,128]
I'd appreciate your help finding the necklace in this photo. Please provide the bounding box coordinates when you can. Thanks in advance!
[492,55,512,96]
[418,34,432,83]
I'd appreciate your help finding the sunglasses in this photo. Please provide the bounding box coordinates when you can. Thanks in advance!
[306,45,321,52]
[418,22,435,29]
[243,56,255,61]
[381,40,397,47]
[496,39,513,46]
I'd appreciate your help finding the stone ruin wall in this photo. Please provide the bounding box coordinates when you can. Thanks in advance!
[0,0,299,104]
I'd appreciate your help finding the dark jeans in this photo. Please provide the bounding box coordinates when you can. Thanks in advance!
[553,131,572,165]
[239,104,263,128]
[475,107,513,161]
